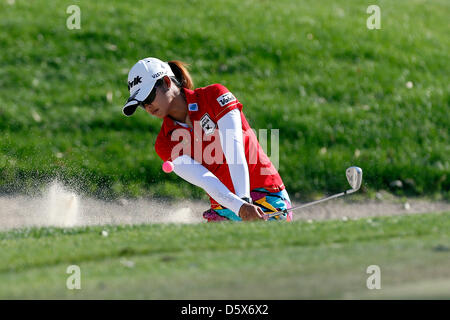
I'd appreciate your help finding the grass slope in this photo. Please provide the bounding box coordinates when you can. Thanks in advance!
[0,0,449,200]
[0,212,449,299]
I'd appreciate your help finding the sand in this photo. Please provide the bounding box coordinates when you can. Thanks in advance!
[0,181,449,230]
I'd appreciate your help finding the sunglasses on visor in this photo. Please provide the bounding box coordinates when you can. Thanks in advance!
[125,81,160,110]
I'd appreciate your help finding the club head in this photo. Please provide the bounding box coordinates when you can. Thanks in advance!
[346,166,363,192]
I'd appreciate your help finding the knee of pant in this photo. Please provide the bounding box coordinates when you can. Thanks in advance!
[263,196,288,212]
[215,208,242,221]
[280,189,292,207]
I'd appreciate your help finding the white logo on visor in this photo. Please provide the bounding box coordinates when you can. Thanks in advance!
[152,71,165,78]
[216,92,236,107]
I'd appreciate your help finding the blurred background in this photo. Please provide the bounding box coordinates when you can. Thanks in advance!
[0,0,449,202]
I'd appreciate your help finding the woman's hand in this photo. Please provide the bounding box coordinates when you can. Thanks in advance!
[238,203,266,221]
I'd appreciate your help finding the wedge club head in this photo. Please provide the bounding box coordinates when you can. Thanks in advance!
[346,166,363,193]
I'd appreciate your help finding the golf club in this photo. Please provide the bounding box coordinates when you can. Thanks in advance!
[264,166,363,219]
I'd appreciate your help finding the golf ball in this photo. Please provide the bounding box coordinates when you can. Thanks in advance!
[162,161,174,173]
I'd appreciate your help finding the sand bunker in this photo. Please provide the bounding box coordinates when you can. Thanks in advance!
[0,181,449,231]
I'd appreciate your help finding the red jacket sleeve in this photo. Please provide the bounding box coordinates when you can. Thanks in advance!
[206,84,243,122]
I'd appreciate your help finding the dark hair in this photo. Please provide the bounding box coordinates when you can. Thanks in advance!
[167,60,194,90]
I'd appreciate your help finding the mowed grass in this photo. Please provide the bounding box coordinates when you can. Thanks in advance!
[0,212,449,299]
[0,0,448,200]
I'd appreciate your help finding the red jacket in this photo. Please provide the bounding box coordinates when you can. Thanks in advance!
[155,84,285,209]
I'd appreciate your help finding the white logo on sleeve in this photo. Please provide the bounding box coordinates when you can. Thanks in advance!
[200,113,216,136]
[217,92,236,107]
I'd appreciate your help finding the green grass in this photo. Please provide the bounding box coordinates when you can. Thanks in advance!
[0,212,449,299]
[0,0,449,200]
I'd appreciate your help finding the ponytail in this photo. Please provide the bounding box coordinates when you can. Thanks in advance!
[168,60,194,90]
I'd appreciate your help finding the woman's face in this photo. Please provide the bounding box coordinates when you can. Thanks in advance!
[143,78,172,119]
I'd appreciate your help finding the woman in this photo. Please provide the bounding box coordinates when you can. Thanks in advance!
[123,57,292,222]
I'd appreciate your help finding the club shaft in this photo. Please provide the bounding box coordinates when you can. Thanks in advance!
[288,192,346,211]
[266,190,349,218]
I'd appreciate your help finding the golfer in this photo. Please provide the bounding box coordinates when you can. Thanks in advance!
[123,57,292,221]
